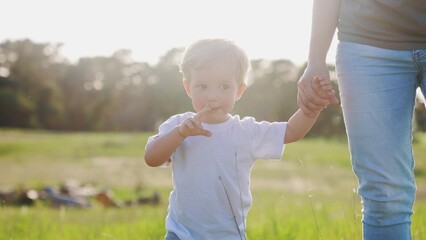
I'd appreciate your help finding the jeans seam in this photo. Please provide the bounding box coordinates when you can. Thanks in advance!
[412,50,424,88]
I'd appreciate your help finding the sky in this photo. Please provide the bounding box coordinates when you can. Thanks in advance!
[1,0,338,65]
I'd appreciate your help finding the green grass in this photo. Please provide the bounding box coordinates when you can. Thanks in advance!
[1,205,168,240]
[1,129,425,239]
[0,129,150,161]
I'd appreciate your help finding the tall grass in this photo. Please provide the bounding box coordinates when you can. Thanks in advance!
[2,193,425,239]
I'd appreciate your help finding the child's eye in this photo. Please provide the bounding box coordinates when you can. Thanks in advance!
[219,84,230,90]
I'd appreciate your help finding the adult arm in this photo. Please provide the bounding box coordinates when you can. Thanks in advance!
[297,0,341,117]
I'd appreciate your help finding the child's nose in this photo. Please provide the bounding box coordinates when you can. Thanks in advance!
[207,89,219,101]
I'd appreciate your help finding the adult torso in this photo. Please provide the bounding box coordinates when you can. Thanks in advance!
[338,0,426,49]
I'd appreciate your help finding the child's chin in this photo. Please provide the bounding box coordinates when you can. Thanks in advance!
[209,113,230,123]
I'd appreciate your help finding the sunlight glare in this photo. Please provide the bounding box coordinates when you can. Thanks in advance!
[0,67,10,78]
[0,0,337,65]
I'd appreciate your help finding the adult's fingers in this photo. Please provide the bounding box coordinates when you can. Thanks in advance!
[297,88,317,117]
[298,99,316,117]
[305,86,329,106]
[300,86,329,111]
[298,79,329,106]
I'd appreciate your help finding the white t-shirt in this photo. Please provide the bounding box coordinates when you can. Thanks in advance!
[147,112,287,240]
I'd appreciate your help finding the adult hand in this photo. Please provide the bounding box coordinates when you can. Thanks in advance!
[178,104,212,138]
[297,64,339,117]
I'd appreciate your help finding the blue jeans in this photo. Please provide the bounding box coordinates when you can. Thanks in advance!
[165,231,180,240]
[336,41,426,240]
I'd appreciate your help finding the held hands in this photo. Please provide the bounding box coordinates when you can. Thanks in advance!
[297,68,339,117]
[312,75,337,105]
[177,104,212,138]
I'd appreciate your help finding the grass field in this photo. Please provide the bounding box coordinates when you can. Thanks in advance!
[0,129,425,239]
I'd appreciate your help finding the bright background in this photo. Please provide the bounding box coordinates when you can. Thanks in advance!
[1,0,338,64]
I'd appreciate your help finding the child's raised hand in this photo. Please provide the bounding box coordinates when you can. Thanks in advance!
[178,104,212,138]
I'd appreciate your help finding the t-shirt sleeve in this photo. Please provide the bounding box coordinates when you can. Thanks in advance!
[243,117,287,160]
[146,112,194,144]
[146,116,177,146]
[145,112,194,166]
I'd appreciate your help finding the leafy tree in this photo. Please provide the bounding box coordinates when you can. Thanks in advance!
[0,39,66,129]
[235,59,298,124]
[3,38,423,137]
[151,48,192,124]
[0,76,35,127]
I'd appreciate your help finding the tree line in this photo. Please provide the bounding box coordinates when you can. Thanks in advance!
[1,39,425,137]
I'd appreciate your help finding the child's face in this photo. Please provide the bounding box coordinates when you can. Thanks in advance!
[184,62,246,124]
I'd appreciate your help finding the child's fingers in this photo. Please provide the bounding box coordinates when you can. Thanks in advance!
[318,78,332,87]
[181,116,212,137]
[313,75,326,82]
[304,79,329,106]
[313,75,331,85]
[319,80,331,86]
[318,76,331,85]
[188,124,211,137]
[194,104,211,120]
[198,129,212,137]
[321,84,333,91]
[327,89,336,96]
[300,87,328,110]
[189,115,204,129]
[322,90,339,105]
[185,119,195,129]
[311,75,340,106]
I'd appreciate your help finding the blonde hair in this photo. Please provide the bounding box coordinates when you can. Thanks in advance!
[179,38,250,84]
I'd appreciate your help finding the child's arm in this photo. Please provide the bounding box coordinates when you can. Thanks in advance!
[144,105,212,167]
[284,109,319,144]
[284,76,335,144]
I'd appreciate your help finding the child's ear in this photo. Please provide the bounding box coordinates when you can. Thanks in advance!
[183,79,192,98]
[235,83,246,101]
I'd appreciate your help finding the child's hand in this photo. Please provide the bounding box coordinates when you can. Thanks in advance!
[312,75,339,110]
[178,104,212,138]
